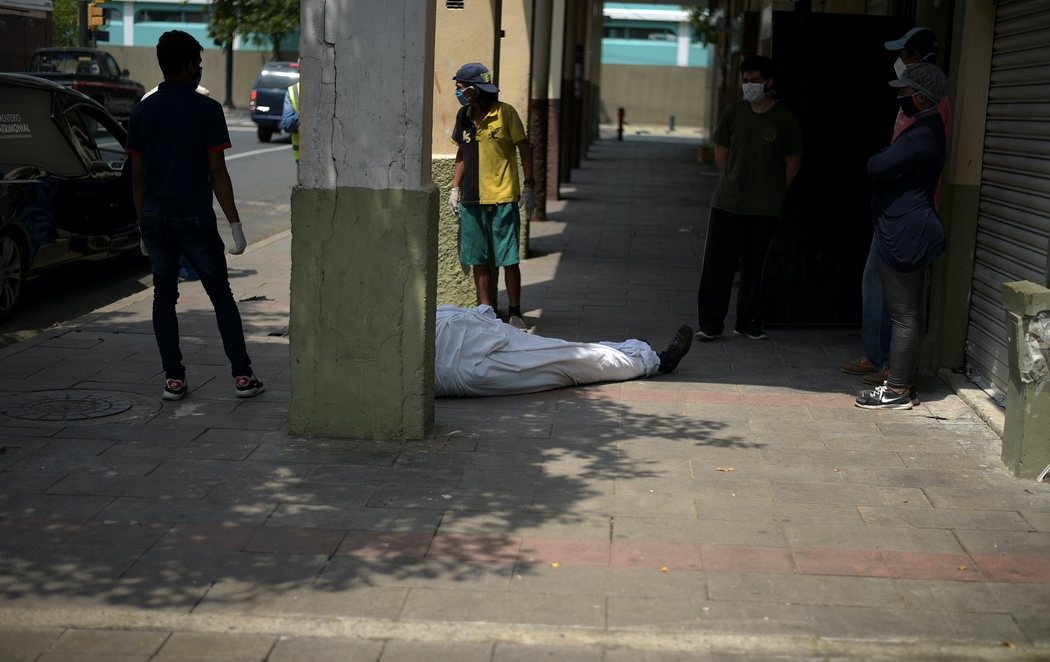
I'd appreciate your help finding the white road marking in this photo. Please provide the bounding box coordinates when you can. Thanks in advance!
[226,145,291,160]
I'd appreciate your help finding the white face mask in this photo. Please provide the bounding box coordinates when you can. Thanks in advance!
[742,82,766,103]
[893,57,907,78]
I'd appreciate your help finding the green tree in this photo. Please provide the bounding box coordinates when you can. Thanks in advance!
[682,3,720,47]
[208,0,300,60]
[52,0,80,46]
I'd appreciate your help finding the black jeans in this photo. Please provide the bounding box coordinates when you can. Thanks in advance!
[697,207,777,335]
[878,258,928,389]
[139,212,252,380]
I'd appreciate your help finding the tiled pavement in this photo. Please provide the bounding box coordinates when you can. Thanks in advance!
[1,135,1049,661]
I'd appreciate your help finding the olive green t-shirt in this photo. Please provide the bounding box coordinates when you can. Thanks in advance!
[710,101,802,218]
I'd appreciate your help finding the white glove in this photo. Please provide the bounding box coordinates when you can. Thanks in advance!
[228,222,247,255]
[139,236,148,256]
[448,187,461,216]
[521,187,535,221]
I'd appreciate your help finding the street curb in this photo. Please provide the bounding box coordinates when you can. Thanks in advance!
[938,367,1006,438]
[0,608,1042,660]
[0,229,293,354]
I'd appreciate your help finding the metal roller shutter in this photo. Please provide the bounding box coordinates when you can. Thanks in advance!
[964,0,1050,404]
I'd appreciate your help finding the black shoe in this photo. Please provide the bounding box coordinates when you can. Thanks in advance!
[855,383,913,410]
[658,325,694,373]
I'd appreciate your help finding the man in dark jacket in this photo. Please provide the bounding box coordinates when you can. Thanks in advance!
[855,62,948,411]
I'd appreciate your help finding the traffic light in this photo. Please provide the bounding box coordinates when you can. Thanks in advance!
[87,1,104,30]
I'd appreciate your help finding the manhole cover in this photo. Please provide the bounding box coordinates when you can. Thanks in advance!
[0,390,161,426]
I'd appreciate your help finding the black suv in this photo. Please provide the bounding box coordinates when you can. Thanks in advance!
[248,61,299,142]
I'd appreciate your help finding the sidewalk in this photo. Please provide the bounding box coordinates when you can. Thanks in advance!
[1,135,1049,661]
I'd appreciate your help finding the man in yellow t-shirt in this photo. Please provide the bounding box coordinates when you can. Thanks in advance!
[448,63,534,331]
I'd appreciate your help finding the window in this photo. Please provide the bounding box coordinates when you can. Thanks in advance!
[104,53,122,77]
[134,9,209,23]
[446,1,464,8]
[603,26,676,41]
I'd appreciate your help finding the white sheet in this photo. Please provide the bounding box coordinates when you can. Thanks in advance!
[435,305,659,397]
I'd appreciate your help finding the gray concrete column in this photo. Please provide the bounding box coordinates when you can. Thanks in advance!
[529,0,553,219]
[290,0,439,439]
[1001,281,1050,479]
[546,0,566,202]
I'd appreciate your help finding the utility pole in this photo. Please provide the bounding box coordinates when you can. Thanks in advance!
[78,0,89,48]
[224,41,235,108]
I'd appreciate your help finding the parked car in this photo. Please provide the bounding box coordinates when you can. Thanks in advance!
[249,61,299,142]
[0,73,141,321]
[26,48,146,123]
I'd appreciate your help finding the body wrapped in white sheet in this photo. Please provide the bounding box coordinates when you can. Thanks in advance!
[435,305,660,397]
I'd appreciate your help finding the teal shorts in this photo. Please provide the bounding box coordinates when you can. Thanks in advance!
[459,202,520,267]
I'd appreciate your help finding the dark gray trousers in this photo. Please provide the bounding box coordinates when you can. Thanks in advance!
[878,258,928,389]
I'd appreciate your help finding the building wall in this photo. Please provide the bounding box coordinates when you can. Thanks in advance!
[0,6,51,71]
[599,63,709,127]
[101,45,282,106]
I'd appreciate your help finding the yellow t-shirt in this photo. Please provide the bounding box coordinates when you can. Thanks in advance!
[451,101,527,204]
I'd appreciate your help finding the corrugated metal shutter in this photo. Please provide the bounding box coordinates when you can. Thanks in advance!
[965,0,1050,404]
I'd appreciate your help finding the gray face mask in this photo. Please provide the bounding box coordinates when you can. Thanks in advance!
[742,82,766,103]
[893,57,907,78]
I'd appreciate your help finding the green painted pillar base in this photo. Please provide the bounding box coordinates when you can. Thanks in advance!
[289,185,438,439]
[1001,280,1050,479]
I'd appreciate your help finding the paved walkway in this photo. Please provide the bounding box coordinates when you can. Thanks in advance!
[1,135,1048,661]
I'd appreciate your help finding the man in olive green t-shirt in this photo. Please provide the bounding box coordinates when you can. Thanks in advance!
[696,55,802,341]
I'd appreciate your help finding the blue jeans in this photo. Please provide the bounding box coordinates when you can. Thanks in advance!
[861,237,892,369]
[139,212,252,380]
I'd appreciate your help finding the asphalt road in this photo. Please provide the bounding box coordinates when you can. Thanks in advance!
[0,124,296,349]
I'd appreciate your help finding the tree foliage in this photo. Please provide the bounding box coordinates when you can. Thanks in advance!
[208,0,300,60]
[52,0,80,47]
[682,4,720,47]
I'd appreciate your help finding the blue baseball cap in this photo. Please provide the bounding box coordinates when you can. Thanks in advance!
[454,62,499,93]
[884,26,933,51]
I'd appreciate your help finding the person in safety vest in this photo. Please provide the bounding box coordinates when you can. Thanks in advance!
[281,80,300,169]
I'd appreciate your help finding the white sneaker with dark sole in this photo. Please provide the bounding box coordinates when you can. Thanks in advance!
[694,330,721,341]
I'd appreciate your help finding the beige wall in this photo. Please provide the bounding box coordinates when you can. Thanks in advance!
[102,45,292,108]
[432,2,532,158]
[432,3,495,158]
[599,64,710,128]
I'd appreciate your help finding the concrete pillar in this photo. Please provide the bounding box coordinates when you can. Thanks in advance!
[290,0,438,439]
[529,0,553,219]
[584,0,603,148]
[1001,281,1050,479]
[926,0,995,370]
[547,0,566,201]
